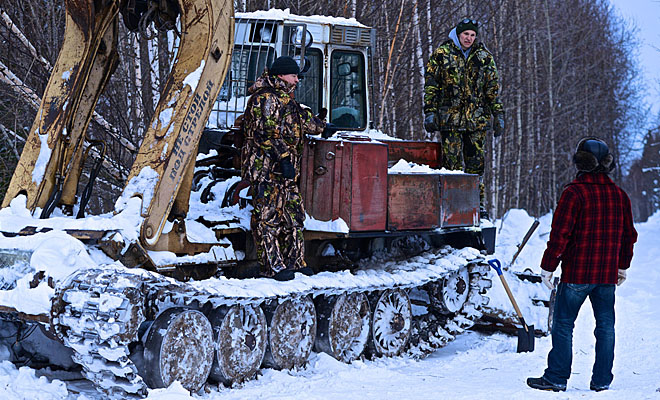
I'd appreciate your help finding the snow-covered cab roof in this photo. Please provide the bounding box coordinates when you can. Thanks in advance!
[235,8,373,46]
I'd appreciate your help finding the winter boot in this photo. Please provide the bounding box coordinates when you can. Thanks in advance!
[526,377,566,392]
[590,382,609,392]
[269,269,295,281]
[297,266,315,277]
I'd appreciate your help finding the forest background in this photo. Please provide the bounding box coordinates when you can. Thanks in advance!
[0,0,659,220]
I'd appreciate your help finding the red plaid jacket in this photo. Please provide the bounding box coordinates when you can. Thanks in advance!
[541,173,637,284]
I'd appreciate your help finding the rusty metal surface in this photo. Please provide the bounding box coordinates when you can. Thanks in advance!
[383,140,442,168]
[301,138,387,232]
[439,173,479,228]
[143,308,214,391]
[314,292,370,363]
[263,296,317,370]
[0,306,49,323]
[209,304,267,384]
[387,173,440,230]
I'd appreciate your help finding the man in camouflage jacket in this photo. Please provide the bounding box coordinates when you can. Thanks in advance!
[423,18,504,207]
[242,56,325,279]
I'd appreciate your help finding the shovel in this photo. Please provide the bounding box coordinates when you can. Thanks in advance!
[488,259,535,352]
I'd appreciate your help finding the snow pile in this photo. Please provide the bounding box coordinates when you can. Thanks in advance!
[0,195,144,244]
[0,361,68,400]
[485,209,553,331]
[304,214,349,233]
[0,230,100,315]
[388,159,464,174]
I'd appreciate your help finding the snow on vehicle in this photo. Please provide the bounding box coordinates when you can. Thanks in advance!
[0,4,548,398]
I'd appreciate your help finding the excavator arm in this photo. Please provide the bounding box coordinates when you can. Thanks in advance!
[2,0,234,249]
[2,0,120,216]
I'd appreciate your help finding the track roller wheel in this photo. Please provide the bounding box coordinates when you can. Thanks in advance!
[263,296,316,370]
[429,267,471,313]
[208,304,267,385]
[315,292,370,362]
[369,289,412,357]
[142,307,214,392]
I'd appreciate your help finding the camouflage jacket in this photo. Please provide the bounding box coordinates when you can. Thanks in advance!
[423,39,503,132]
[242,72,325,184]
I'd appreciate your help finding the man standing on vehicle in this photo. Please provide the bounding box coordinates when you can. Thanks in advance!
[242,56,326,281]
[527,137,637,392]
[423,18,504,217]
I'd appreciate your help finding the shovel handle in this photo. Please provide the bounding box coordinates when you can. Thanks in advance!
[510,220,540,266]
[488,259,529,332]
[488,259,503,275]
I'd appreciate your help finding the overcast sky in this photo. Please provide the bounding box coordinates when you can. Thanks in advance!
[609,0,660,116]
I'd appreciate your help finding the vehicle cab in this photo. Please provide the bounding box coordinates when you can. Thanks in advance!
[208,9,375,132]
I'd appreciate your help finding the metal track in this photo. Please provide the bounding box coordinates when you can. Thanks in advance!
[51,269,151,398]
[50,247,492,397]
[407,262,491,358]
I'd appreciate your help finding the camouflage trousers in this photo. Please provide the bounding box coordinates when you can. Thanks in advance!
[250,180,306,277]
[440,129,486,203]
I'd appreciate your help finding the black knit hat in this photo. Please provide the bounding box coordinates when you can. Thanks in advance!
[269,56,300,76]
[456,18,479,35]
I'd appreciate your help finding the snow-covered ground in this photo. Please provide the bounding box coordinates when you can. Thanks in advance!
[1,209,659,399]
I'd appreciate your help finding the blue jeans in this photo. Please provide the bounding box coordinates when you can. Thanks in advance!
[543,283,616,388]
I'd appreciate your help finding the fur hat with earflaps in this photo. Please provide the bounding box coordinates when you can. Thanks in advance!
[573,137,614,173]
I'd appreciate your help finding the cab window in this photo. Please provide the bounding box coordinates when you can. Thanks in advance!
[294,49,323,115]
[330,51,366,130]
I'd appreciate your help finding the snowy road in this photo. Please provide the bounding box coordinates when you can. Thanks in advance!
[1,210,659,399]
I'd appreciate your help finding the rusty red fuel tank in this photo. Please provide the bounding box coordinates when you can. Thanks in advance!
[301,137,388,231]
[438,173,479,228]
[387,172,479,231]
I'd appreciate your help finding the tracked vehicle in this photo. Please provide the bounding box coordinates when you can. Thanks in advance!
[0,2,546,397]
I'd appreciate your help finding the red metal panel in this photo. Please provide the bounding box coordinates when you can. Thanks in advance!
[301,138,388,232]
[439,173,479,228]
[301,139,334,221]
[387,174,440,230]
[349,142,387,231]
[382,140,442,168]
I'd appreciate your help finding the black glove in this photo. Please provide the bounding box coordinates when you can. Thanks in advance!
[493,112,505,137]
[317,107,327,121]
[424,112,438,132]
[322,122,338,139]
[279,157,295,179]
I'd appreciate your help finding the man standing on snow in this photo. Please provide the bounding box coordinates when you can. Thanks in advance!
[423,18,504,217]
[527,137,637,392]
[242,56,326,281]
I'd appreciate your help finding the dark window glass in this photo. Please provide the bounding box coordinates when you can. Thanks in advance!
[330,51,366,129]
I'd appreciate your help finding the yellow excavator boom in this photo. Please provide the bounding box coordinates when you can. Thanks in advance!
[2,0,120,215]
[2,0,234,249]
[120,0,234,247]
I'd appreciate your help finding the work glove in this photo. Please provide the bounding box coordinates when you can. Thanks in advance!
[322,122,338,139]
[541,269,554,290]
[493,111,505,137]
[617,269,626,286]
[279,157,295,180]
[424,112,438,133]
[317,107,328,121]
